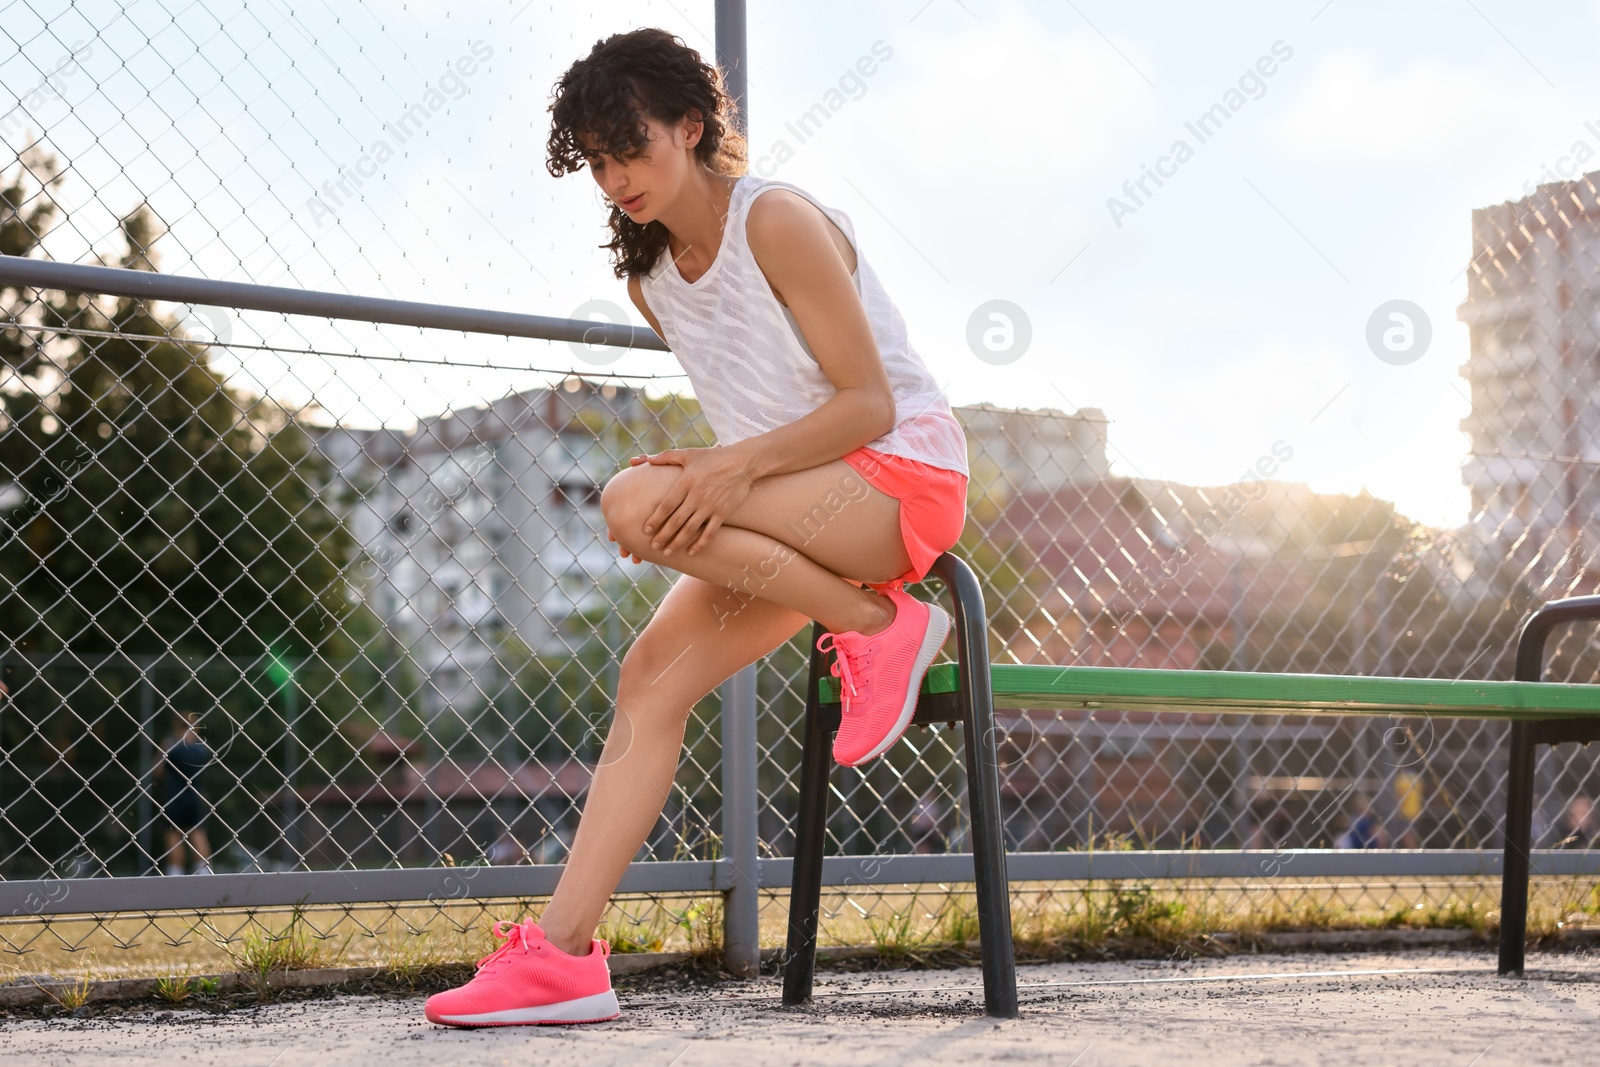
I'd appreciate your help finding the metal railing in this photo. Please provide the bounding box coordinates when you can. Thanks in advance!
[6,0,1600,979]
[6,246,1600,921]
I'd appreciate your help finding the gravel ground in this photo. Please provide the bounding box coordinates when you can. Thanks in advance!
[4,949,1598,1066]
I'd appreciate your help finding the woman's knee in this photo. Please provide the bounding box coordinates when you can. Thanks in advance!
[600,464,672,555]
[617,611,693,691]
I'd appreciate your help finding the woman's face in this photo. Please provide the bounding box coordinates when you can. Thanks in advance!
[582,113,701,222]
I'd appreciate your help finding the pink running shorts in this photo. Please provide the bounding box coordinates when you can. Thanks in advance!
[840,445,969,592]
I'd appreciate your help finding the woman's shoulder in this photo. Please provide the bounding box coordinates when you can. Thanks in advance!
[744,181,821,231]
[742,177,847,252]
[741,173,818,213]
[743,178,858,284]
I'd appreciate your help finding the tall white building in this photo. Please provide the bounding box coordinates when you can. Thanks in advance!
[1456,171,1600,594]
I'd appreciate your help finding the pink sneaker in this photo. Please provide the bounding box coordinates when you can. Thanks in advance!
[817,586,952,767]
[424,918,620,1027]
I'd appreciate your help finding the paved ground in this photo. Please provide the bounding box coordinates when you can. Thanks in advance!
[4,950,1599,1066]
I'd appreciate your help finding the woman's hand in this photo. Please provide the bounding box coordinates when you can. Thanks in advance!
[629,446,753,557]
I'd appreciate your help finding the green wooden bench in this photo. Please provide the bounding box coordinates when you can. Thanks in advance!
[781,554,1600,1019]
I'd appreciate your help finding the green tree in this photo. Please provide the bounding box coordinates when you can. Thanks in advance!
[0,151,358,874]
[1,156,350,658]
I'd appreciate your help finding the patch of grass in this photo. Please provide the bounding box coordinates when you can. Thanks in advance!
[596,915,667,954]
[666,895,723,970]
[1414,897,1494,936]
[864,906,932,962]
[154,975,196,1004]
[36,972,93,1011]
[379,933,457,988]
[224,904,349,993]
[1099,883,1188,939]
[9,875,1594,990]
[936,899,981,946]
[1225,893,1352,944]
[1572,880,1600,918]
[32,949,98,1011]
[1011,882,1222,960]
[1525,874,1600,941]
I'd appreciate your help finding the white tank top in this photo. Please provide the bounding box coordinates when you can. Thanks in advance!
[637,174,969,477]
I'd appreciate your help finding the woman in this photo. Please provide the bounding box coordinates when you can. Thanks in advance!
[425,26,969,1027]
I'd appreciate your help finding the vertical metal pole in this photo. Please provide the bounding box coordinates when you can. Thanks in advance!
[1371,555,1402,835]
[1498,720,1535,976]
[713,0,761,979]
[1228,555,1255,839]
[783,622,832,1005]
[0,659,7,866]
[282,669,301,868]
[137,659,158,875]
[720,661,761,977]
[934,553,1018,1019]
[715,0,749,137]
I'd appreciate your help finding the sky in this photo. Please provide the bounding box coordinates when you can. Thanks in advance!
[5,0,1599,528]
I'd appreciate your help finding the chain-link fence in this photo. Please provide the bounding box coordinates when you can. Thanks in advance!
[4,1,1600,982]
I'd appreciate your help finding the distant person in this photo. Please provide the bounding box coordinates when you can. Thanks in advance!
[159,710,213,875]
[1336,797,1388,849]
[1552,796,1600,849]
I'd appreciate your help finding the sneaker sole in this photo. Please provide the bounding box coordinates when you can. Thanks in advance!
[840,601,952,767]
[428,988,620,1026]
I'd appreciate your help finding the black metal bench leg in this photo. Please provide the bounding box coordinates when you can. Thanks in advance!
[934,553,1019,1019]
[1498,720,1535,976]
[782,621,832,1005]
[1494,594,1600,977]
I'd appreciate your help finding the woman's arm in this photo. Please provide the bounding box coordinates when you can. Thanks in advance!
[623,193,895,480]
[721,189,897,481]
[622,190,899,558]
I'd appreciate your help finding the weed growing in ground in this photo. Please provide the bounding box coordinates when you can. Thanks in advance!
[154,975,196,1003]
[667,896,723,969]
[36,972,92,1011]
[224,904,350,996]
[865,907,932,961]
[937,900,981,946]
[597,914,667,954]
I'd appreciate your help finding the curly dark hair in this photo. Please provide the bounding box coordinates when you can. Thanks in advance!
[546,27,748,280]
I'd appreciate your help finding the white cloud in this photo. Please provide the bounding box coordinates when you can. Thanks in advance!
[771,4,1158,295]
[1263,49,1555,165]
[831,3,1158,181]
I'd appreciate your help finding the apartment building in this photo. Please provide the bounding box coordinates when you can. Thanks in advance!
[1456,170,1600,595]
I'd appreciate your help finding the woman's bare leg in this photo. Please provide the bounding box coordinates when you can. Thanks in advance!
[536,458,920,956]
[536,574,808,956]
[603,457,915,636]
